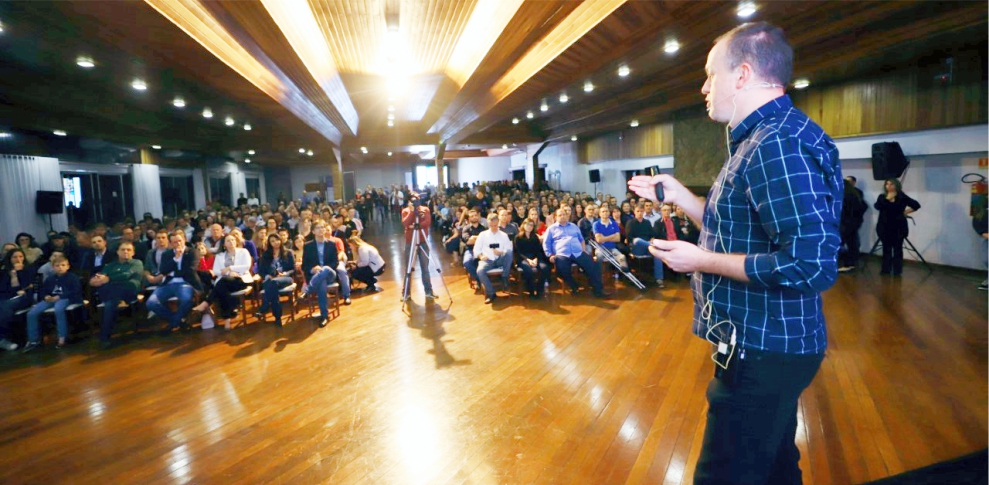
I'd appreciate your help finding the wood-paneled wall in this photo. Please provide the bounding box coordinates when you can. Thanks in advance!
[673,108,727,189]
[579,123,673,164]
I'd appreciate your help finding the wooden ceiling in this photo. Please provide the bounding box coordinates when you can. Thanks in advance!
[0,1,984,167]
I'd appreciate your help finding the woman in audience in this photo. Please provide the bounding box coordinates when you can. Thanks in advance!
[293,234,306,272]
[515,219,551,299]
[348,236,386,293]
[194,241,215,295]
[348,208,364,236]
[256,233,295,326]
[537,212,555,240]
[1,243,17,262]
[298,218,313,242]
[251,227,268,259]
[875,178,921,276]
[15,233,44,266]
[0,249,38,351]
[195,234,253,330]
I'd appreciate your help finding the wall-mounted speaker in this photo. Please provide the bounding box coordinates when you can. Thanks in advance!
[36,191,64,214]
[871,142,909,180]
[589,169,601,183]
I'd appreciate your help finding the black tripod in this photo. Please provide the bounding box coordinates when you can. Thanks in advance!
[869,216,932,272]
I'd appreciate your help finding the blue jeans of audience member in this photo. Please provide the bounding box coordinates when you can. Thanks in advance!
[462,248,479,282]
[694,349,824,485]
[552,252,603,294]
[306,267,338,319]
[476,253,512,297]
[631,238,664,281]
[411,242,434,295]
[146,283,195,329]
[27,299,72,342]
[260,276,294,320]
[0,294,32,340]
[336,264,351,299]
[518,258,552,294]
[97,284,138,342]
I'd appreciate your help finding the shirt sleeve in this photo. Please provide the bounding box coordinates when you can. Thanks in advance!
[742,134,841,293]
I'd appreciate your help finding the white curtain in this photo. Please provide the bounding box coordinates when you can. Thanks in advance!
[230,171,247,206]
[130,164,163,220]
[0,155,68,244]
[192,168,207,209]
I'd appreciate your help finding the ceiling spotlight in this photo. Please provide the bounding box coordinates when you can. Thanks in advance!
[360,146,368,153]
[630,119,640,127]
[53,130,67,137]
[583,80,594,93]
[737,1,757,18]
[172,97,186,108]
[618,65,630,77]
[559,93,569,103]
[387,105,395,112]
[76,56,95,68]
[540,101,549,112]
[299,148,306,153]
[224,117,235,126]
[243,123,251,131]
[202,108,213,119]
[248,150,255,155]
[131,79,147,91]
[793,78,810,89]
[0,21,4,33]
[151,145,161,150]
[388,151,393,156]
[526,111,534,119]
[387,120,394,127]
[307,150,313,156]
[571,135,578,142]
[0,132,11,139]
[502,144,508,149]
[663,39,680,54]
[244,158,251,164]
[512,117,519,124]
[387,113,395,120]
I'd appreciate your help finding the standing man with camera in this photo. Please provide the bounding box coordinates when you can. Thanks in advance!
[629,22,841,485]
[401,194,437,300]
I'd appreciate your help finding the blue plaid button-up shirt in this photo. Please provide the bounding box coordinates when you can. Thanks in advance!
[692,95,843,355]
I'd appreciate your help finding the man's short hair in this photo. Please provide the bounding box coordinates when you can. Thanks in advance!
[169,230,186,241]
[487,213,499,222]
[715,21,792,86]
[118,241,135,250]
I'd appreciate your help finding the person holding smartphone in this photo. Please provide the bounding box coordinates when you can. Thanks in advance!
[473,213,512,304]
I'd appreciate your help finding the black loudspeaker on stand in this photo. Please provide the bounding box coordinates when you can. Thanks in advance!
[871,142,909,180]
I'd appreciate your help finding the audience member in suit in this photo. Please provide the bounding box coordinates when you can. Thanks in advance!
[515,219,551,299]
[143,230,171,289]
[80,234,116,278]
[89,242,143,348]
[197,234,253,330]
[23,255,83,352]
[301,221,340,327]
[256,233,295,326]
[543,208,607,298]
[146,231,203,333]
[0,249,37,351]
[627,205,665,288]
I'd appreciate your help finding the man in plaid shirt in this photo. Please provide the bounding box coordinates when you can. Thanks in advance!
[630,22,841,485]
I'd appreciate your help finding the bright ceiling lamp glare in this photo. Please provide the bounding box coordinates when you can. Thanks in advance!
[248,150,255,155]
[617,65,630,77]
[131,79,148,91]
[53,130,67,136]
[76,56,95,69]
[307,150,313,156]
[224,117,235,126]
[736,1,757,18]
[526,111,534,119]
[387,113,395,120]
[387,120,394,127]
[0,20,4,33]
[0,132,11,139]
[243,123,252,131]
[583,80,594,93]
[571,135,578,142]
[387,151,393,156]
[559,93,569,103]
[502,144,508,149]
[663,39,680,54]
[512,117,519,124]
[244,158,251,164]
[299,148,306,153]
[387,105,395,112]
[151,145,161,149]
[540,100,549,112]
[172,97,186,108]
[360,146,368,154]
[202,108,213,119]
[793,78,810,89]
[630,119,640,127]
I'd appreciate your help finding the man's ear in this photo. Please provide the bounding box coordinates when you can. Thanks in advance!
[735,62,754,89]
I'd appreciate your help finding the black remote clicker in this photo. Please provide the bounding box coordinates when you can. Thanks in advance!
[655,184,664,203]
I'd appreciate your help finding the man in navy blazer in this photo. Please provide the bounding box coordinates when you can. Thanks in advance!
[146,231,202,332]
[301,221,339,327]
[80,234,117,277]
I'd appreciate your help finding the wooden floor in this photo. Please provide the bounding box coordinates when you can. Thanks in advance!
[0,219,986,485]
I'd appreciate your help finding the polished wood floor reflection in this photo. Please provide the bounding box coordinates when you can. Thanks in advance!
[0,219,986,484]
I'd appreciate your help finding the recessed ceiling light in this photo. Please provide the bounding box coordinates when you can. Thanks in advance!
[526,111,534,119]
[388,151,393,156]
[76,56,95,68]
[131,79,147,91]
[53,130,67,136]
[512,117,519,124]
[559,93,568,103]
[0,132,11,139]
[387,113,395,120]
[151,145,161,150]
[243,123,251,131]
[307,150,313,156]
[583,80,594,93]
[172,97,186,108]
[244,158,251,164]
[793,78,810,89]
[360,146,368,153]
[0,21,5,33]
[248,150,255,155]
[540,101,549,112]
[224,117,235,126]
[387,105,395,112]
[387,120,394,127]
[737,1,757,18]
[502,144,508,149]
[571,135,578,141]
[630,119,639,127]
[299,148,306,153]
[618,65,630,77]
[202,108,213,119]
[663,39,680,54]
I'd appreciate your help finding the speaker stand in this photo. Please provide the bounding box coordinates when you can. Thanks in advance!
[47,213,54,232]
[869,236,932,272]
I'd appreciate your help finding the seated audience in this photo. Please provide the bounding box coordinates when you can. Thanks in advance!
[593,206,628,271]
[15,233,44,266]
[543,208,606,298]
[81,234,116,277]
[23,255,82,352]
[146,231,202,333]
[90,242,143,348]
[301,221,340,327]
[460,210,485,282]
[0,249,37,351]
[198,234,253,330]
[515,219,551,299]
[256,233,295,326]
[474,213,513,304]
[626,204,665,287]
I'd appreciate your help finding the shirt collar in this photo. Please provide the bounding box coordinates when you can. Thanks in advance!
[730,94,792,143]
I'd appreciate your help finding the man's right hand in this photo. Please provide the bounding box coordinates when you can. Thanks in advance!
[628,174,683,205]
[549,255,557,263]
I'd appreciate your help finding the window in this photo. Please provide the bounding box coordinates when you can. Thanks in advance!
[209,174,231,206]
[415,165,437,189]
[245,178,261,204]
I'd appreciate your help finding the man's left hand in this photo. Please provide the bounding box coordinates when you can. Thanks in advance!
[649,239,709,273]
